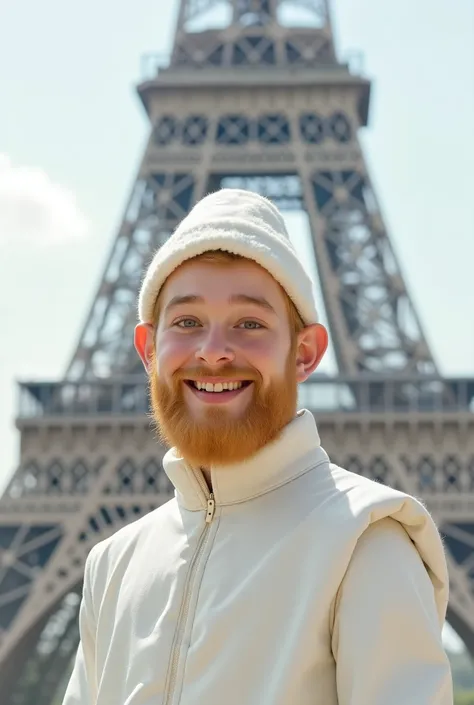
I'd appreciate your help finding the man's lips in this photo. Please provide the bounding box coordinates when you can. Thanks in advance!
[185,379,250,391]
[183,377,250,384]
[183,380,253,404]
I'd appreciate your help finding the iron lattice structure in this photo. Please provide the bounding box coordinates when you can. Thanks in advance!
[1,1,474,703]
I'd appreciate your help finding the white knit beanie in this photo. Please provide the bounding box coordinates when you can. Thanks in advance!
[138,188,319,325]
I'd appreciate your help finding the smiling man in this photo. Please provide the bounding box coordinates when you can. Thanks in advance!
[63,189,453,705]
[146,250,325,483]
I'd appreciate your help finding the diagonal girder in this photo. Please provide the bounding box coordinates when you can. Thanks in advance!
[66,172,196,380]
[308,168,437,374]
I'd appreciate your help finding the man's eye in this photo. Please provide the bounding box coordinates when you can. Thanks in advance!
[175,318,199,328]
[239,320,263,330]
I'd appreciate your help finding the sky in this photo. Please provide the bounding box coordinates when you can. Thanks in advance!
[0,0,473,650]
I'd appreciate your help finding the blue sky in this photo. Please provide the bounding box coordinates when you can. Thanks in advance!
[0,0,473,650]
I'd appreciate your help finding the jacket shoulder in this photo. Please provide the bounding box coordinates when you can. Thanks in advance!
[321,458,449,622]
[325,459,429,531]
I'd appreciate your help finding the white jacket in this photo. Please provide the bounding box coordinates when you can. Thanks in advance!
[63,410,453,705]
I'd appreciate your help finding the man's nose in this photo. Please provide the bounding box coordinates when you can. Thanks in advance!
[195,328,235,366]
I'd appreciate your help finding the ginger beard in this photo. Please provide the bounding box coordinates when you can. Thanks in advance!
[149,344,298,467]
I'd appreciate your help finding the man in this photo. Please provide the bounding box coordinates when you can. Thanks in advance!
[63,189,453,704]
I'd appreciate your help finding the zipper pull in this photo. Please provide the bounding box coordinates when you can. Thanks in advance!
[206,493,215,523]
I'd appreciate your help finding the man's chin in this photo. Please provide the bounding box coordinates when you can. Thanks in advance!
[186,401,247,420]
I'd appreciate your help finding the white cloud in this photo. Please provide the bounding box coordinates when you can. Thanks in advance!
[0,154,90,245]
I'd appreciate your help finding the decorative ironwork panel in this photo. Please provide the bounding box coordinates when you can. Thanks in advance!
[182,115,209,146]
[215,114,291,145]
[232,36,276,65]
[149,173,196,220]
[102,457,173,495]
[174,41,225,68]
[299,112,326,144]
[299,111,353,145]
[257,114,291,144]
[153,115,178,146]
[6,458,104,498]
[216,114,251,145]
[334,454,403,492]
[401,454,474,494]
[328,111,352,143]
[284,34,333,65]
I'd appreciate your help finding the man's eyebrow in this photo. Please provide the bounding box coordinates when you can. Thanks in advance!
[164,294,203,312]
[228,294,276,313]
[164,293,276,314]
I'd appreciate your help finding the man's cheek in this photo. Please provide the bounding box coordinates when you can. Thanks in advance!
[155,350,182,380]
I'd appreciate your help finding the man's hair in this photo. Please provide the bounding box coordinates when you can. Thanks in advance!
[152,250,305,336]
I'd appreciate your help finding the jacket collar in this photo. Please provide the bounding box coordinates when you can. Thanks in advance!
[162,409,327,511]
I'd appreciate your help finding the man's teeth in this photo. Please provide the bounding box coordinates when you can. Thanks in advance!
[193,381,244,392]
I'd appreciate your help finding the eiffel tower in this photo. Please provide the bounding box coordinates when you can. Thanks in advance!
[1,1,474,702]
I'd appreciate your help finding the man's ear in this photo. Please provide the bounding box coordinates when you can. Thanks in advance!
[134,323,155,373]
[295,324,328,383]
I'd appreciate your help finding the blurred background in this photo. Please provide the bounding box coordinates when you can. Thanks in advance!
[1,0,474,699]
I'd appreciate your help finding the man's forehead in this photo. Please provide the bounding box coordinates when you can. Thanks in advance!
[162,257,279,297]
[159,258,284,314]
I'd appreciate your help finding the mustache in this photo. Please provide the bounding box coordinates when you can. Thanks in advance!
[172,366,261,382]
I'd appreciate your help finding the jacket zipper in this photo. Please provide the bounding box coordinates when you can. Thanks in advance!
[163,486,215,705]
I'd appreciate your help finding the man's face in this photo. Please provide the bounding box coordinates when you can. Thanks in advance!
[136,257,326,467]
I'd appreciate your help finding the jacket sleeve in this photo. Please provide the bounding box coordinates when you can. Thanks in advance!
[62,549,98,705]
[331,517,453,705]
